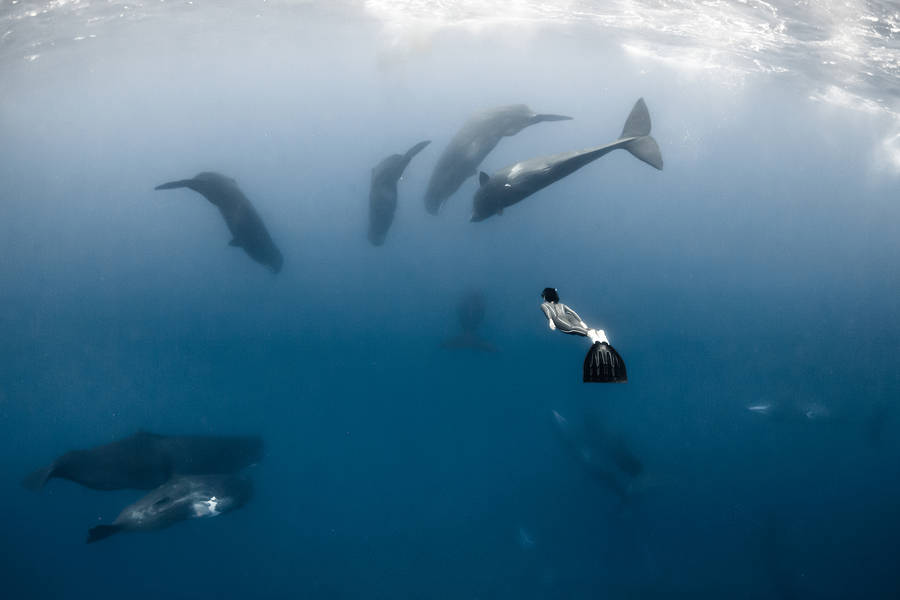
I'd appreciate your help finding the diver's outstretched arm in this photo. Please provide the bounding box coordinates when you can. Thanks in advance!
[542,301,602,338]
[540,303,557,330]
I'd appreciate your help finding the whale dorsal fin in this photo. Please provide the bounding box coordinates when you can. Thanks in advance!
[479,172,490,186]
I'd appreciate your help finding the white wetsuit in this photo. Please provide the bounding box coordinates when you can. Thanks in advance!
[540,301,608,344]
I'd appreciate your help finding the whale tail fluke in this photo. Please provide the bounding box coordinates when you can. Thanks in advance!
[154,179,195,191]
[619,98,663,170]
[87,524,123,544]
[534,113,572,124]
[403,140,431,163]
[21,465,54,491]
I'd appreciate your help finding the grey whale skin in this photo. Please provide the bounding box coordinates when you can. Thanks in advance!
[368,140,431,246]
[441,290,495,352]
[471,98,663,222]
[424,104,572,215]
[22,432,263,491]
[86,474,252,544]
[154,172,283,273]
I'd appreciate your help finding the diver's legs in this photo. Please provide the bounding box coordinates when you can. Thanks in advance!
[587,329,609,344]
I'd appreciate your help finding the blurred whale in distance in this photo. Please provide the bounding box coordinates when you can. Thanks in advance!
[368,140,431,246]
[86,474,252,544]
[154,172,283,273]
[441,290,496,352]
[471,98,662,222]
[22,432,263,491]
[745,401,845,424]
[424,104,571,215]
[551,409,643,500]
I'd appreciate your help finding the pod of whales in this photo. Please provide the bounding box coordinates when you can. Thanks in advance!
[86,474,252,544]
[424,104,572,215]
[471,98,663,221]
[155,172,283,273]
[368,140,431,246]
[22,431,263,491]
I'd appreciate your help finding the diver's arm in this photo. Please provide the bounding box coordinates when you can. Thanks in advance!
[563,305,610,343]
[558,305,609,343]
[551,304,591,336]
[540,302,557,330]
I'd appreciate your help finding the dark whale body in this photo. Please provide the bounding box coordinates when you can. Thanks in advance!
[22,432,263,491]
[551,410,642,500]
[424,105,571,215]
[368,140,430,246]
[471,99,663,222]
[155,172,283,273]
[86,474,252,543]
[441,291,495,352]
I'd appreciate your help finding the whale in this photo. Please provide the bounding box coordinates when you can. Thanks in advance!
[745,401,846,424]
[86,474,252,543]
[154,172,283,273]
[551,409,642,500]
[368,140,430,246]
[470,98,663,222]
[22,432,263,491]
[441,290,495,352]
[424,105,571,215]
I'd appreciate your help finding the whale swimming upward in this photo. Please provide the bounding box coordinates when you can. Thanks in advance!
[424,104,571,215]
[441,290,496,352]
[368,140,431,246]
[470,98,663,222]
[154,172,283,273]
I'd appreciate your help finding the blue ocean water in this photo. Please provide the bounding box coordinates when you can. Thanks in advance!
[1,1,899,598]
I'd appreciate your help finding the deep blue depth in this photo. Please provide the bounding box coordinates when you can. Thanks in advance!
[1,9,899,599]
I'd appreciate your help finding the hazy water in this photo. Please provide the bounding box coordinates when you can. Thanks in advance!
[1,1,899,598]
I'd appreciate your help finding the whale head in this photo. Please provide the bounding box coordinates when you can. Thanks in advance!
[471,172,506,222]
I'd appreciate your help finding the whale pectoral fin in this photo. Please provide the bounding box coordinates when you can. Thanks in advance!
[21,465,55,491]
[229,238,241,247]
[479,171,490,186]
[87,524,123,544]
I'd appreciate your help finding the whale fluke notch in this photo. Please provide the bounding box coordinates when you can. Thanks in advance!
[87,524,123,544]
[619,98,663,170]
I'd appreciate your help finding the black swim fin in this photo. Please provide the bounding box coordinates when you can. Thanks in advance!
[583,342,627,383]
[87,524,123,544]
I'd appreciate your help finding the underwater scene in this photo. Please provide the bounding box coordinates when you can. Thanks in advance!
[1,1,899,598]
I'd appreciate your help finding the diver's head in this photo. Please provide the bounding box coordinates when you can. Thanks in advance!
[541,288,559,303]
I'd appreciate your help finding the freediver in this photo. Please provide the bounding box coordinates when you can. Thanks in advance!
[540,287,627,383]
